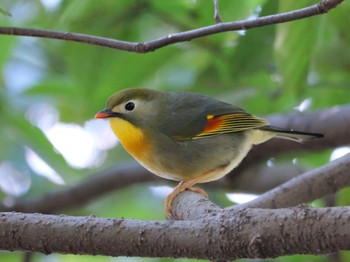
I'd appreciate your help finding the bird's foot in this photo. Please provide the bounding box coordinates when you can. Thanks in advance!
[186,186,208,198]
[165,182,208,219]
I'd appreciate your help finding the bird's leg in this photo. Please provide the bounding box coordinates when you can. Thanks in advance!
[165,167,224,218]
[165,180,207,218]
[186,186,208,198]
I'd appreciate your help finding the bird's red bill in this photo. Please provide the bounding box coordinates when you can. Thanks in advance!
[95,111,110,119]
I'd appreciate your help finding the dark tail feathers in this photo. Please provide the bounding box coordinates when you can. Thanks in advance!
[260,125,324,143]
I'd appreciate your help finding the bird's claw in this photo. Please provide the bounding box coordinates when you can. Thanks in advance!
[165,186,208,219]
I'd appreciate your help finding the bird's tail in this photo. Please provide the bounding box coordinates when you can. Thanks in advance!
[259,125,324,143]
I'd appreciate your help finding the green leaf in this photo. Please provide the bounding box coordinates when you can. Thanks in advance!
[274,0,321,98]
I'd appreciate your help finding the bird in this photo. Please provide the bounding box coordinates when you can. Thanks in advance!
[95,88,323,217]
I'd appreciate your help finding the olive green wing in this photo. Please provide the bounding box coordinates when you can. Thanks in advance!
[159,91,268,141]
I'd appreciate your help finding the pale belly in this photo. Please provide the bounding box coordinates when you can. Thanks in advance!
[134,130,260,183]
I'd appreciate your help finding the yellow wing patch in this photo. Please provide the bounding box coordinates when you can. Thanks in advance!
[194,113,268,139]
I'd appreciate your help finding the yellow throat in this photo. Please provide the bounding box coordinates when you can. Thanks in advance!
[109,118,149,160]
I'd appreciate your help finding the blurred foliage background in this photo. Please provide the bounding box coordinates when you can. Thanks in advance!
[0,0,349,261]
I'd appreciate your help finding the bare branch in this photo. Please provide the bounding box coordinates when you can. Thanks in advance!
[215,163,306,194]
[171,191,223,220]
[0,163,155,213]
[171,153,350,219]
[0,0,343,53]
[0,163,304,213]
[233,153,350,209]
[213,0,222,23]
[1,208,350,260]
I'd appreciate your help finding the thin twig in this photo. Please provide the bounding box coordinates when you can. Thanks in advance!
[213,0,222,23]
[0,0,343,53]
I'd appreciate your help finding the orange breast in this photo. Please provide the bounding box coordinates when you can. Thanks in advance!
[109,118,150,161]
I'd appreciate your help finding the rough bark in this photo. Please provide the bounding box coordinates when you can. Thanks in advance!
[1,207,349,260]
[171,153,350,220]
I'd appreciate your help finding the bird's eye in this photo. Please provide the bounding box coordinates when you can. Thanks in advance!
[125,101,135,111]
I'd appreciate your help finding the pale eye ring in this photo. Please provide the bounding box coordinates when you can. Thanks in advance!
[125,101,135,111]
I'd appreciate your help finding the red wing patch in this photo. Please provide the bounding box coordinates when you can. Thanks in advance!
[194,113,268,139]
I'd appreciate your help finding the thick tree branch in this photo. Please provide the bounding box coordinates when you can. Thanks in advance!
[1,105,349,214]
[0,0,343,53]
[0,163,155,213]
[0,163,304,213]
[232,153,350,209]
[171,153,350,220]
[215,163,306,194]
[1,207,350,260]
